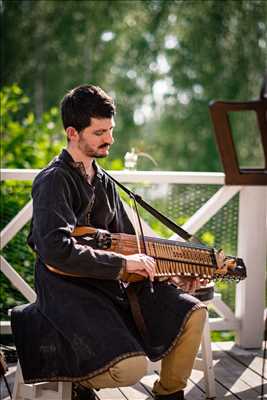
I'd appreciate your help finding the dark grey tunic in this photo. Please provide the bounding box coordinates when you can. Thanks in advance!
[11,149,205,383]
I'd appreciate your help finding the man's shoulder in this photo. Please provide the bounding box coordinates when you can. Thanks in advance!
[33,157,69,187]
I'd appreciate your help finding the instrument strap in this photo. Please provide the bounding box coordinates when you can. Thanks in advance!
[126,285,167,355]
[103,170,202,244]
[125,285,149,340]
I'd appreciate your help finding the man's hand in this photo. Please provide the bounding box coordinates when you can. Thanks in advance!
[124,253,156,282]
[168,276,209,294]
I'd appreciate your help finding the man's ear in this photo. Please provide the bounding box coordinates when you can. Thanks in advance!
[66,127,79,142]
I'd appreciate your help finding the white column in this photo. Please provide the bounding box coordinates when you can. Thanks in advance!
[235,186,267,348]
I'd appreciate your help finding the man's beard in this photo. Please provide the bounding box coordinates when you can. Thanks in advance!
[78,141,110,158]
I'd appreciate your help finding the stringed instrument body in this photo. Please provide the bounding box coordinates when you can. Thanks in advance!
[70,226,247,283]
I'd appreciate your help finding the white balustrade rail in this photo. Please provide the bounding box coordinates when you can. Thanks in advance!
[1,169,266,348]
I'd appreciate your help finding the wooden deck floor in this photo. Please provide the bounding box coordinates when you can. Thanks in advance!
[1,342,266,400]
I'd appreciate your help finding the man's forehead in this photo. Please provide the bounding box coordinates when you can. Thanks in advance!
[90,116,115,129]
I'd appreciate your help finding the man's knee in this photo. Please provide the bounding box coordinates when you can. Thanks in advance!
[186,307,208,334]
[109,355,148,386]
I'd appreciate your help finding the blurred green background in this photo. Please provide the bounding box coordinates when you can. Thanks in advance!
[1,0,266,342]
[2,0,266,171]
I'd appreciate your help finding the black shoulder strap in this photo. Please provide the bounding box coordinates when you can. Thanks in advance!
[103,170,202,244]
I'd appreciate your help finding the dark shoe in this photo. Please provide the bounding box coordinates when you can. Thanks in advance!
[154,390,184,400]
[72,383,96,400]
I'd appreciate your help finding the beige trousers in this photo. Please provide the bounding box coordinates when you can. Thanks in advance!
[81,307,207,395]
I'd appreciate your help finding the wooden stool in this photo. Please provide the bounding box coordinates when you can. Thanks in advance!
[193,284,216,399]
[12,362,72,400]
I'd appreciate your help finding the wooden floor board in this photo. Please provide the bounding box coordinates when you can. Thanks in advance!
[211,343,263,399]
[2,341,266,400]
[140,371,207,400]
[96,387,128,400]
[215,340,266,378]
[189,369,239,400]
[119,381,153,399]
[139,374,156,395]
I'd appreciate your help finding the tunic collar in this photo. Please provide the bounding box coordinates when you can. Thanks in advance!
[58,149,104,180]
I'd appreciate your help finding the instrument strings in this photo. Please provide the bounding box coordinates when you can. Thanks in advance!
[130,195,154,293]
[129,197,142,254]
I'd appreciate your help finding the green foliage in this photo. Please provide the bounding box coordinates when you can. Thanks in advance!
[211,331,235,342]
[1,84,64,168]
[0,180,34,319]
[2,0,266,171]
[0,84,63,319]
[98,157,124,171]
[215,280,236,312]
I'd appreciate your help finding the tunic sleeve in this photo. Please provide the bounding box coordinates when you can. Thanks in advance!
[30,169,126,280]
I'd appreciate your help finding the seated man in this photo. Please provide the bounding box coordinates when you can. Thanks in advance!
[12,85,207,400]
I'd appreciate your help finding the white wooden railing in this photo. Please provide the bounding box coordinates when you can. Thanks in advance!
[1,169,267,349]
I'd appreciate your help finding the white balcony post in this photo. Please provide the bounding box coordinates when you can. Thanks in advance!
[235,186,267,348]
[0,256,36,303]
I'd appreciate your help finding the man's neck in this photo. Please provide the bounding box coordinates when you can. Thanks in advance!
[66,148,95,177]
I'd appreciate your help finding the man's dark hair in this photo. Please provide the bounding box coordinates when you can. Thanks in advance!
[60,84,116,132]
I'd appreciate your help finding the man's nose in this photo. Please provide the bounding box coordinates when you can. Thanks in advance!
[105,130,114,144]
